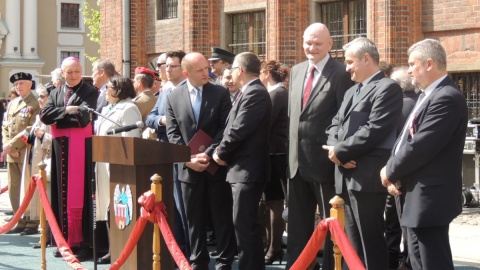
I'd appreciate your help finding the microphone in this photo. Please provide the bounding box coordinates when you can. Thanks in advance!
[106,121,144,135]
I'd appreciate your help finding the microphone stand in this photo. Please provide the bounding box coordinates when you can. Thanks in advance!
[92,176,97,270]
[83,106,124,128]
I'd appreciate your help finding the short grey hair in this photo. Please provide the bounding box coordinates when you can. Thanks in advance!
[93,58,117,77]
[50,68,65,84]
[391,66,416,93]
[407,39,447,70]
[36,84,48,96]
[234,52,261,75]
[343,37,380,65]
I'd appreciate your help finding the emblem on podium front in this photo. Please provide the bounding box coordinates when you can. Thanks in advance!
[113,184,133,230]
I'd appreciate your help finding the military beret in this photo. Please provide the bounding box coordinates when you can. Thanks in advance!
[135,67,156,78]
[10,72,35,89]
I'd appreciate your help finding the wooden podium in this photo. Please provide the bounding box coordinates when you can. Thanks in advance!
[92,136,190,270]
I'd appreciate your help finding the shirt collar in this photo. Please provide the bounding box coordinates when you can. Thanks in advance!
[269,82,284,92]
[361,71,382,86]
[309,54,330,74]
[422,75,448,97]
[241,78,259,93]
[186,80,203,93]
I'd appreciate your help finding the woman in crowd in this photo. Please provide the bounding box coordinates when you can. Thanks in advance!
[258,60,289,265]
[50,68,65,89]
[94,75,142,264]
[26,84,54,248]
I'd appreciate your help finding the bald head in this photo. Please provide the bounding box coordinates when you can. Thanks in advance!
[182,52,210,87]
[303,23,333,64]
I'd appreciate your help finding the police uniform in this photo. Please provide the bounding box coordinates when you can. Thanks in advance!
[2,72,40,233]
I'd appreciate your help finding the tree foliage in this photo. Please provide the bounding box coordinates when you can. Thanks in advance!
[80,1,101,63]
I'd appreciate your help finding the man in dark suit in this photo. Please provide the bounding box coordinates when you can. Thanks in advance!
[323,37,403,270]
[213,52,272,270]
[91,58,117,113]
[286,23,351,270]
[381,39,468,270]
[166,52,236,270]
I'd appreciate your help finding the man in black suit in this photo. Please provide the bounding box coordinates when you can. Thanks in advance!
[213,52,272,270]
[323,37,403,270]
[286,23,351,270]
[381,39,468,270]
[166,52,236,270]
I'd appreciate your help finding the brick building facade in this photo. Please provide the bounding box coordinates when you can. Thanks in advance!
[100,0,480,117]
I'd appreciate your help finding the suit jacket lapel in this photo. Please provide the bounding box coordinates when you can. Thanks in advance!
[345,73,385,117]
[294,62,308,115]
[181,85,196,126]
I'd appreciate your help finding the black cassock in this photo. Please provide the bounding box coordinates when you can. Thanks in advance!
[40,81,98,247]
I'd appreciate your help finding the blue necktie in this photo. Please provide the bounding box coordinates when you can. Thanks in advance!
[193,87,202,122]
[353,83,363,102]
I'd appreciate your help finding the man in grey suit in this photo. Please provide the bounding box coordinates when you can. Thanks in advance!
[286,23,352,270]
[324,37,403,270]
[381,39,468,270]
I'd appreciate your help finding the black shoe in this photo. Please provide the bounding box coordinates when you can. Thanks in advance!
[4,210,13,215]
[4,216,13,222]
[5,226,24,234]
[53,248,62,257]
[32,240,51,249]
[74,247,92,262]
[96,253,111,264]
[265,250,284,265]
[20,227,39,236]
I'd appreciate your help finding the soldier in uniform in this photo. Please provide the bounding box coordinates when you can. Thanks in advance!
[2,72,41,235]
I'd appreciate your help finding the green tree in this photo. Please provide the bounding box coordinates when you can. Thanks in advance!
[81,0,101,63]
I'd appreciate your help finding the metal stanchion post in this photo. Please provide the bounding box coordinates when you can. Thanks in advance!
[151,174,162,270]
[329,195,345,270]
[38,162,47,270]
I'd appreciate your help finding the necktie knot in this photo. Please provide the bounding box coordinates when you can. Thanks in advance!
[355,83,363,96]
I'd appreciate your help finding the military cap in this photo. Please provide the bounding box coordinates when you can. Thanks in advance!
[208,47,236,62]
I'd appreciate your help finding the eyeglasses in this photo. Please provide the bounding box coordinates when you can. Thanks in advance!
[165,64,181,69]
[157,63,166,68]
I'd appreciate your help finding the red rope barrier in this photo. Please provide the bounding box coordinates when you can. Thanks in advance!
[2,176,190,269]
[110,191,192,270]
[290,218,365,270]
[0,175,87,270]
[0,185,7,195]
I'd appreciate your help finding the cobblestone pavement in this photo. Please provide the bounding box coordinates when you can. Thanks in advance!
[453,206,480,226]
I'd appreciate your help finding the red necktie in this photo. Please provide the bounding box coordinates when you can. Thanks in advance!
[302,66,315,109]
